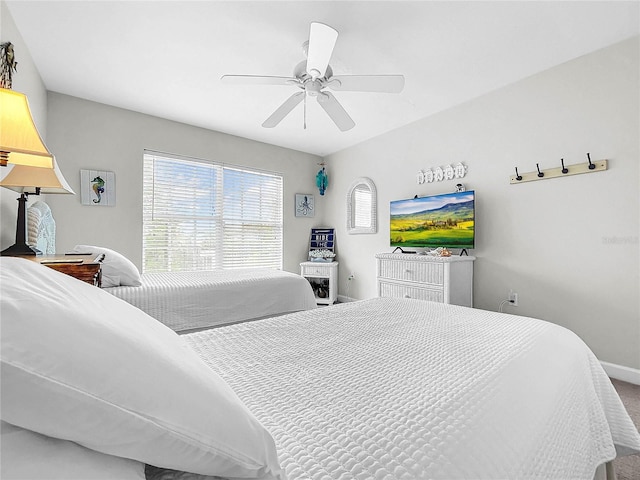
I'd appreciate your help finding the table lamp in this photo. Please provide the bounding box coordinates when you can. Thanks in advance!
[0,158,74,256]
[0,87,54,168]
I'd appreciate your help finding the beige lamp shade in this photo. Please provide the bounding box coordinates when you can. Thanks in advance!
[0,157,74,195]
[0,88,54,168]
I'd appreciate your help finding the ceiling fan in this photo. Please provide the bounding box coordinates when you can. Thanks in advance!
[221,22,405,132]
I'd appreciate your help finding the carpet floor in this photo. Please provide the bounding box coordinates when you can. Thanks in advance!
[611,378,640,480]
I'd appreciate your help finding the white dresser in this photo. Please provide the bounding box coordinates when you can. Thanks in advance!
[375,253,475,307]
[300,261,339,305]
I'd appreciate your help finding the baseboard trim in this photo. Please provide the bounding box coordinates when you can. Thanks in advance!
[337,295,357,303]
[600,361,640,385]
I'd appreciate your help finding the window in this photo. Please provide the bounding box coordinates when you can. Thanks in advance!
[143,151,283,272]
[346,177,377,235]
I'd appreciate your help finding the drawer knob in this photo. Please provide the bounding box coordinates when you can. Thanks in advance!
[404,294,411,298]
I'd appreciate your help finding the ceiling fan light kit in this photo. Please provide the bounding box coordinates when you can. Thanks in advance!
[221,22,405,132]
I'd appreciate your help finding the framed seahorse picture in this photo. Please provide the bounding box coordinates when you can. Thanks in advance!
[80,170,116,206]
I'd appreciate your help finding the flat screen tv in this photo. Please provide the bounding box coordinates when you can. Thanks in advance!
[390,190,475,250]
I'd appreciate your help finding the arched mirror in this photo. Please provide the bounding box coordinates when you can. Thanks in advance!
[346,177,377,235]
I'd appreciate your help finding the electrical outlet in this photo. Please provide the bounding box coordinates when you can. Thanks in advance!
[509,290,519,306]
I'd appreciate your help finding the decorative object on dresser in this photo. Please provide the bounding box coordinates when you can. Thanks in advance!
[0,158,74,256]
[300,260,338,305]
[375,253,474,307]
[31,254,104,287]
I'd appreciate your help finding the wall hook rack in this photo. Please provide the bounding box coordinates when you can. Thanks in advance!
[514,167,522,181]
[510,154,607,184]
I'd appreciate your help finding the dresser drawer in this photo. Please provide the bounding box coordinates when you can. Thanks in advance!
[378,259,444,286]
[301,264,332,277]
[375,253,475,307]
[378,281,443,302]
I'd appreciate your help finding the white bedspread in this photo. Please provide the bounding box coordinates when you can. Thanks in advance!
[181,298,640,480]
[105,269,317,332]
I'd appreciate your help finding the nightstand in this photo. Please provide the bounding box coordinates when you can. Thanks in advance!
[31,254,104,287]
[300,261,339,305]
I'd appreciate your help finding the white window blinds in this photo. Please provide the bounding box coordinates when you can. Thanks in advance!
[353,185,372,228]
[143,151,283,273]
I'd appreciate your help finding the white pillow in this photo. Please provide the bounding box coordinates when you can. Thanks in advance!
[72,244,142,287]
[1,421,146,480]
[0,257,282,479]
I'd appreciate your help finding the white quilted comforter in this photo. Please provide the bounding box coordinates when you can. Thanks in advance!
[175,298,640,480]
[105,269,317,332]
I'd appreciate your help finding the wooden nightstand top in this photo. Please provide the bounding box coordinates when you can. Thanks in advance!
[31,254,104,286]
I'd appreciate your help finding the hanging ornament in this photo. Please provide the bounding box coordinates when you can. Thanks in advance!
[1,42,18,89]
[316,165,328,195]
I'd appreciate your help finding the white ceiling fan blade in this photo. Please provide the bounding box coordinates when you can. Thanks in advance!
[328,75,405,93]
[262,92,305,128]
[306,22,338,79]
[317,92,355,132]
[221,75,297,86]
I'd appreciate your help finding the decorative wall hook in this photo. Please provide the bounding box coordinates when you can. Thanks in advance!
[514,167,522,181]
[510,157,608,184]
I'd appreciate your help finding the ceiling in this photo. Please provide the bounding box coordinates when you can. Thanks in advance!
[6,1,640,157]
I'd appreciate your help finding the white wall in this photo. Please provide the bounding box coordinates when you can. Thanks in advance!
[43,93,323,273]
[3,0,637,370]
[0,2,48,247]
[322,37,640,370]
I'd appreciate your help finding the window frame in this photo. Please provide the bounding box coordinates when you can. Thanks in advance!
[142,150,283,273]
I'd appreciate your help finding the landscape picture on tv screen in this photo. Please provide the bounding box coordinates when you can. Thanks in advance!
[390,191,475,249]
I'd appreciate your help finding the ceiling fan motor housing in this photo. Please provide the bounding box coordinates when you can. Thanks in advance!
[304,80,323,96]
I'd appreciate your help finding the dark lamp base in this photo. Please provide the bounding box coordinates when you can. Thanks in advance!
[1,243,41,257]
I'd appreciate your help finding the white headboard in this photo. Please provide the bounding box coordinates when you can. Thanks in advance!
[27,201,56,254]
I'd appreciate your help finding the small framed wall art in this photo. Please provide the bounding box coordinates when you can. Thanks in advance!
[295,193,315,217]
[80,169,116,206]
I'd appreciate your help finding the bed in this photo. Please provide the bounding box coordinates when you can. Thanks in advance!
[104,269,318,332]
[2,256,639,480]
[70,244,318,331]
